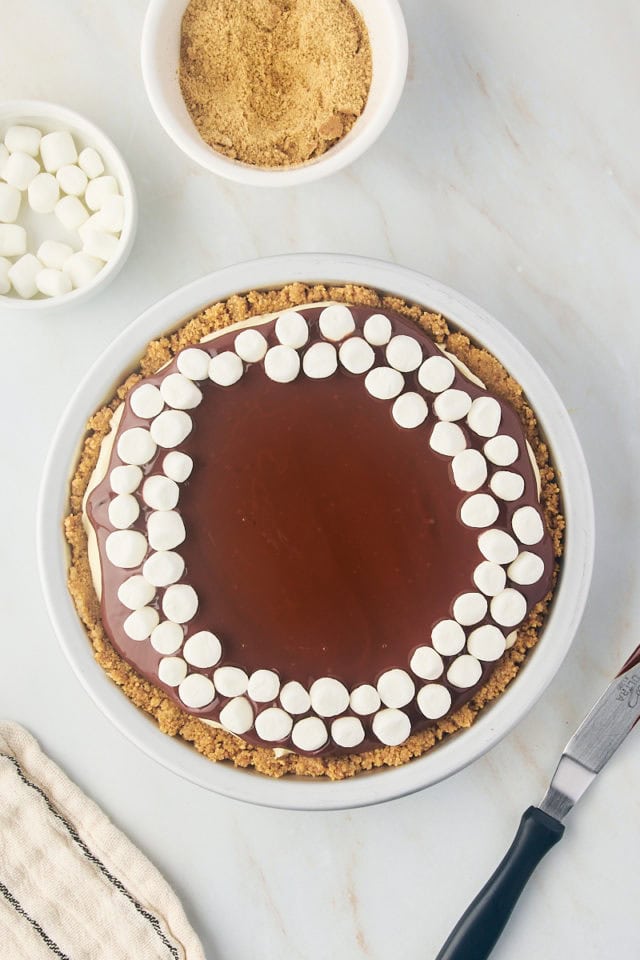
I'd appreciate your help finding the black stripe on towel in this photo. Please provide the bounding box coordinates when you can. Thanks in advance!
[0,878,72,959]
[1,754,181,960]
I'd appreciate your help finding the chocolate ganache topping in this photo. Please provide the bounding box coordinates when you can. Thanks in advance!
[85,303,554,756]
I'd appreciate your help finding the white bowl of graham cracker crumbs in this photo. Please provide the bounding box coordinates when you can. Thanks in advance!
[141,0,408,186]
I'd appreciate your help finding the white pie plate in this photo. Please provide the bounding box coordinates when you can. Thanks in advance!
[37,254,595,810]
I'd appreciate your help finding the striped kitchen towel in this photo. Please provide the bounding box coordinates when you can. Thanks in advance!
[0,722,205,960]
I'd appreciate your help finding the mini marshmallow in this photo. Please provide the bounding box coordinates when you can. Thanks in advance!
[179,673,215,708]
[255,707,293,742]
[78,146,104,179]
[220,697,254,735]
[85,174,118,211]
[56,163,88,197]
[124,606,159,641]
[339,336,375,374]
[508,551,545,585]
[318,304,355,341]
[0,182,21,222]
[163,451,193,483]
[110,464,142,494]
[234,329,267,363]
[447,654,482,688]
[434,389,472,422]
[418,355,456,393]
[302,341,337,379]
[108,493,140,529]
[331,717,364,748]
[77,212,106,242]
[4,152,39,190]
[453,592,488,626]
[105,530,147,569]
[130,383,163,419]
[117,427,157,466]
[63,252,102,288]
[27,172,60,213]
[431,619,466,655]
[467,625,506,661]
[279,681,311,715]
[35,268,72,298]
[309,677,349,717]
[148,511,186,551]
[349,684,381,715]
[460,493,499,528]
[183,631,222,669]
[158,657,188,687]
[372,708,410,746]
[162,583,198,623]
[117,575,155,611]
[94,194,125,233]
[417,683,452,720]
[0,144,7,177]
[150,621,183,655]
[478,529,519,564]
[8,254,41,299]
[490,588,527,627]
[142,550,185,587]
[292,716,329,751]
[429,421,466,457]
[275,310,309,348]
[484,435,518,466]
[0,224,27,257]
[467,396,502,437]
[5,125,41,157]
[410,646,444,680]
[512,506,544,545]
[40,131,77,172]
[177,348,210,380]
[143,475,179,511]
[364,366,404,400]
[505,630,518,649]
[209,351,243,386]
[473,560,507,597]
[160,373,202,410]
[490,470,525,501]
[150,410,192,448]
[0,256,10,294]
[451,449,487,491]
[377,669,415,708]
[294,716,337,754]
[55,195,89,230]
[392,392,428,429]
[386,335,422,372]
[82,228,119,262]
[37,240,73,270]
[264,345,300,383]
[363,313,392,345]
[247,669,280,703]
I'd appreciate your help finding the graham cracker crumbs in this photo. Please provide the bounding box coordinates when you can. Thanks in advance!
[179,0,372,167]
[64,283,564,780]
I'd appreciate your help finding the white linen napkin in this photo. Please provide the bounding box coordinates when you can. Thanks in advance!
[0,722,205,960]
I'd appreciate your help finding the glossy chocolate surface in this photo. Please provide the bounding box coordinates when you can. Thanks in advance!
[87,304,555,755]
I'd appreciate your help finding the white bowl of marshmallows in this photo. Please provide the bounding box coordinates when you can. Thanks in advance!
[0,100,137,310]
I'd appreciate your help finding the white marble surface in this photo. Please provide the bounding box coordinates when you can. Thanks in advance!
[1,1,639,957]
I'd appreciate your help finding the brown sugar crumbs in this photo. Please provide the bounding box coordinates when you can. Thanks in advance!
[179,0,372,167]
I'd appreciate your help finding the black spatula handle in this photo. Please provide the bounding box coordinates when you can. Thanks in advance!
[435,807,564,960]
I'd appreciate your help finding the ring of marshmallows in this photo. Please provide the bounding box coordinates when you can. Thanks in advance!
[0,125,126,299]
[100,305,550,753]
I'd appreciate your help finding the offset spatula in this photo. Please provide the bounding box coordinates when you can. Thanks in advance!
[436,643,640,960]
